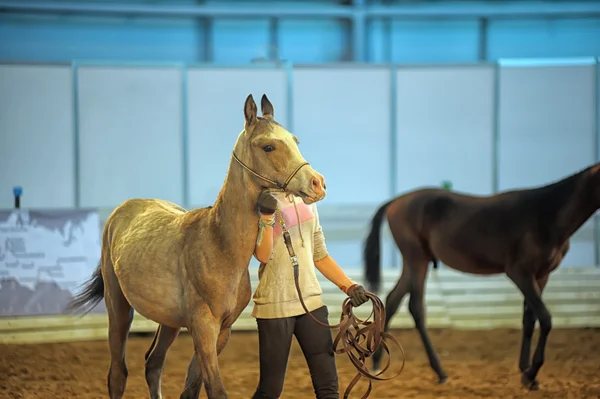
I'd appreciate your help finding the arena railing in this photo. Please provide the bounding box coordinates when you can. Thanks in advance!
[96,204,600,269]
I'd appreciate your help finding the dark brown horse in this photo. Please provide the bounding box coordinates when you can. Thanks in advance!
[363,163,600,391]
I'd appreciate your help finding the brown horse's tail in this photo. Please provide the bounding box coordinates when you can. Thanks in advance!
[364,199,394,293]
[63,263,105,316]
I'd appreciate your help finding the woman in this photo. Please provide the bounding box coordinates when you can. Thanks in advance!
[251,190,368,399]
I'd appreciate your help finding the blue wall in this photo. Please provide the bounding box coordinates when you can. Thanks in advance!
[1,1,600,64]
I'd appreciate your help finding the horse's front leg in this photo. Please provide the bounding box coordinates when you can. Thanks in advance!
[518,275,549,374]
[181,308,228,399]
[507,268,552,391]
[180,327,232,399]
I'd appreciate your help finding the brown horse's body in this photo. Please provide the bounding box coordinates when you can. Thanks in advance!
[66,94,326,399]
[105,197,256,330]
[364,163,600,391]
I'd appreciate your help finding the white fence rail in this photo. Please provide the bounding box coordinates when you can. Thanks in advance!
[3,267,600,344]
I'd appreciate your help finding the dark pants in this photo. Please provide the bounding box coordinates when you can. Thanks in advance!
[251,306,339,399]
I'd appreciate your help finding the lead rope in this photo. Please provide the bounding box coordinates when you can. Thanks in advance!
[274,208,406,399]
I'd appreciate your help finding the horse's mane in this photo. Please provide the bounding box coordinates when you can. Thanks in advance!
[522,164,596,214]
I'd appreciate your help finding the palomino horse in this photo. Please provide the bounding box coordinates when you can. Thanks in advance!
[363,163,600,391]
[65,94,327,399]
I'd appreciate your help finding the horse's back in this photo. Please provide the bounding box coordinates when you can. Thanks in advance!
[104,198,188,253]
[113,198,187,216]
[107,198,186,228]
[388,188,516,247]
[391,187,523,224]
[388,188,472,226]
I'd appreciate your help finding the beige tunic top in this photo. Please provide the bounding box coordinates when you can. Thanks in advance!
[251,192,329,319]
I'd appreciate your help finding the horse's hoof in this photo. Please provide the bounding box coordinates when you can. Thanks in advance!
[438,375,449,384]
[521,373,539,391]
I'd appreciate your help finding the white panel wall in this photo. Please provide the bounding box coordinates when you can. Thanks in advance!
[292,66,392,203]
[395,66,495,195]
[77,66,183,208]
[1,61,597,268]
[292,66,394,268]
[186,67,289,207]
[498,65,596,266]
[0,65,75,209]
[498,65,596,189]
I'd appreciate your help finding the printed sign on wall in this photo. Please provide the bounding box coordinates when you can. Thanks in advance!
[0,209,105,317]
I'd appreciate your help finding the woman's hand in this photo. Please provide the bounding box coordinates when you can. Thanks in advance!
[346,284,369,307]
[256,191,278,215]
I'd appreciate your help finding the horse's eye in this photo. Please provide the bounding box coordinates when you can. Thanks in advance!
[263,145,275,153]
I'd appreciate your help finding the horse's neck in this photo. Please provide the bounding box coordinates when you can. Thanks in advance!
[211,156,261,263]
[547,171,598,240]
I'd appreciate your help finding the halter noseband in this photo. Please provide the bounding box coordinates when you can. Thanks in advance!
[232,152,310,191]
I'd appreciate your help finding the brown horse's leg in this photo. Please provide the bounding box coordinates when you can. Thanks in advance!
[407,258,448,384]
[372,266,410,372]
[180,327,232,399]
[145,324,180,399]
[216,327,232,355]
[507,270,552,391]
[104,264,134,399]
[180,353,203,399]
[180,313,229,399]
[145,328,159,361]
[518,275,549,374]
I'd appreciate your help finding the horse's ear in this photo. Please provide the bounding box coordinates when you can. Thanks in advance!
[244,94,257,126]
[261,94,274,119]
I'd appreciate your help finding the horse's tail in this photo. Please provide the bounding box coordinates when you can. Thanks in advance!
[64,263,105,316]
[364,199,394,294]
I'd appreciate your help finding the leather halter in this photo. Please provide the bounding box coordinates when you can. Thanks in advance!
[232,152,310,190]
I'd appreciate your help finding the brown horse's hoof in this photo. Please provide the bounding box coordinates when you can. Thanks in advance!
[521,373,539,391]
[438,376,449,384]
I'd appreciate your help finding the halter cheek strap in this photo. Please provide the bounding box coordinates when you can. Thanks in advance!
[232,152,310,190]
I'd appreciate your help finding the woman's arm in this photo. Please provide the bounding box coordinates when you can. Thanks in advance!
[253,191,277,263]
[312,205,368,306]
[254,214,274,263]
[314,255,356,293]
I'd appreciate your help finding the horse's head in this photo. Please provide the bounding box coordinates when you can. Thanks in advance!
[233,94,326,205]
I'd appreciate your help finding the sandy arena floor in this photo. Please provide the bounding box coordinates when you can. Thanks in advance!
[1,328,600,399]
